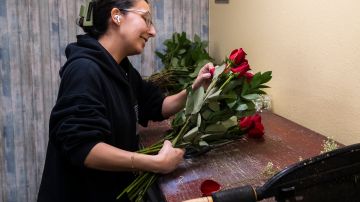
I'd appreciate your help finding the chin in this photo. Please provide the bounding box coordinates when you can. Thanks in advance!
[128,47,144,56]
[127,41,146,55]
[137,44,146,53]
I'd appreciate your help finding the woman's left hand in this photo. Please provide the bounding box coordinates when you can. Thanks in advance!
[192,62,215,91]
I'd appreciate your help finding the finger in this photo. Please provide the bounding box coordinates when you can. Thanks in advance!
[175,148,185,156]
[204,63,215,75]
[206,62,214,67]
[202,73,212,79]
[201,63,212,72]
[206,62,214,70]
[163,140,172,147]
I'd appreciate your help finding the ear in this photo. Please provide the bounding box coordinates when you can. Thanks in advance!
[110,8,123,25]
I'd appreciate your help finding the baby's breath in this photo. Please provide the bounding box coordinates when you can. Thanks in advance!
[320,137,339,154]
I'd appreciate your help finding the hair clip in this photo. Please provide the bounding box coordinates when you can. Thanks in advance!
[79,0,94,27]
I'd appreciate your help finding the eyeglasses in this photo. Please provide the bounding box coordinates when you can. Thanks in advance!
[121,8,153,27]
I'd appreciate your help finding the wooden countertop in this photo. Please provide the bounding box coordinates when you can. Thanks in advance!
[139,111,337,202]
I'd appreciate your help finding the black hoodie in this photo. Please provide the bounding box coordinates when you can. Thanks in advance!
[37,35,165,202]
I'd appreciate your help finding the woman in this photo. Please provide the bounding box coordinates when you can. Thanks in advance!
[37,0,214,201]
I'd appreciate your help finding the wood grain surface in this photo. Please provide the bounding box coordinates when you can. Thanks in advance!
[139,111,335,202]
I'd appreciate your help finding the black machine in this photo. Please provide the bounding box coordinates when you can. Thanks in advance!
[186,143,360,202]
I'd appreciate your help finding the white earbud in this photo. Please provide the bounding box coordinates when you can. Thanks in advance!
[115,15,121,23]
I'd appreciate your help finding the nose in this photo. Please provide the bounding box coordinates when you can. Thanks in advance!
[148,25,156,37]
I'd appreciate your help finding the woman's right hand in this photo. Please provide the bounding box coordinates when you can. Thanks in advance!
[155,140,185,174]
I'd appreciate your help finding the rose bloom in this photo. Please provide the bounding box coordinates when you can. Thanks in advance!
[251,113,261,123]
[230,60,250,77]
[239,116,252,128]
[244,72,254,81]
[239,114,265,138]
[209,66,215,77]
[247,122,264,138]
[229,48,247,66]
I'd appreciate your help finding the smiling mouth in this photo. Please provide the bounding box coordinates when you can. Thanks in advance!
[140,36,148,42]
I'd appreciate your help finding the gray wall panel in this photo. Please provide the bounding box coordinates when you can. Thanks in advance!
[0,0,208,201]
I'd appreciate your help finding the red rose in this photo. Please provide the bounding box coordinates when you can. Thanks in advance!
[229,48,247,66]
[209,66,215,77]
[251,114,261,123]
[244,72,254,81]
[200,180,221,196]
[239,116,252,128]
[239,114,265,138]
[230,60,250,77]
[247,122,264,138]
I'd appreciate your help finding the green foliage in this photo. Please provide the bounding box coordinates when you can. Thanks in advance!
[119,49,272,202]
[241,71,272,96]
[148,32,213,95]
[180,70,272,148]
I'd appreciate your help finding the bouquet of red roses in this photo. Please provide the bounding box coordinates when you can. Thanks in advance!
[117,48,272,201]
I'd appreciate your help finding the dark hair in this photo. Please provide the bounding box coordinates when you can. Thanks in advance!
[78,0,148,39]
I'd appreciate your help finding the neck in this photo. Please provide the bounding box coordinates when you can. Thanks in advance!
[98,32,126,64]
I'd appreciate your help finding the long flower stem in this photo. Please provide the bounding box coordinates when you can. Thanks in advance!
[117,116,192,201]
[204,79,217,98]
[172,117,191,146]
[219,74,235,91]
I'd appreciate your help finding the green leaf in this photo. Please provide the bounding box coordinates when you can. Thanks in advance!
[213,64,226,80]
[171,58,179,67]
[192,87,205,114]
[258,85,270,89]
[241,81,250,95]
[226,99,237,108]
[205,123,227,133]
[261,71,272,83]
[200,133,224,142]
[235,103,248,111]
[155,51,164,60]
[197,113,202,127]
[253,89,267,94]
[172,110,186,127]
[205,87,218,98]
[222,116,238,129]
[185,86,205,115]
[183,126,199,142]
[202,41,209,48]
[194,34,201,43]
[201,109,212,120]
[204,116,237,133]
[178,49,186,54]
[207,89,221,99]
[222,79,244,94]
[246,100,256,110]
[236,109,256,119]
[206,108,235,122]
[208,101,220,112]
[180,58,187,66]
[185,89,195,115]
[189,59,211,78]
[198,140,209,147]
[208,90,237,101]
[242,94,260,100]
[250,72,262,88]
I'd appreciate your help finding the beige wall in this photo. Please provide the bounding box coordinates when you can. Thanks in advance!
[209,0,360,145]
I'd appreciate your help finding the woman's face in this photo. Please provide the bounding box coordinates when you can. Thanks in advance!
[119,0,156,55]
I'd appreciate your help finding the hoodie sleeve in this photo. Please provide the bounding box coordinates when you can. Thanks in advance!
[50,59,111,167]
[137,79,166,127]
